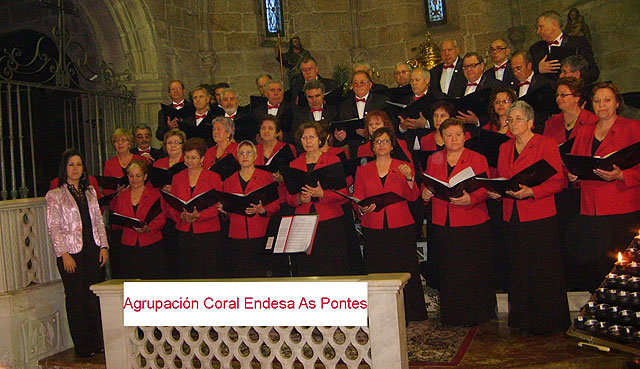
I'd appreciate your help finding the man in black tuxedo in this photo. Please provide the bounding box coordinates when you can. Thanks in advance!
[483,39,517,86]
[336,70,387,157]
[250,74,270,110]
[353,61,388,95]
[430,39,467,97]
[155,80,195,141]
[510,51,555,132]
[394,62,412,88]
[292,79,338,150]
[252,80,296,144]
[132,124,165,162]
[396,68,436,150]
[529,10,599,84]
[288,56,339,107]
[457,52,503,126]
[210,82,228,118]
[219,88,257,143]
[181,86,215,146]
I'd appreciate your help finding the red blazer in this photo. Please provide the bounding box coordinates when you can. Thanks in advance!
[203,142,239,169]
[481,122,514,138]
[153,155,184,169]
[570,116,640,216]
[358,139,414,167]
[256,141,297,204]
[112,184,166,247]
[420,131,471,152]
[353,159,419,229]
[543,109,597,145]
[169,169,222,233]
[102,154,145,196]
[497,134,566,222]
[286,152,347,221]
[222,169,280,239]
[425,149,490,227]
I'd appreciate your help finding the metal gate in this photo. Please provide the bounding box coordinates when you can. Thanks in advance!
[0,0,135,200]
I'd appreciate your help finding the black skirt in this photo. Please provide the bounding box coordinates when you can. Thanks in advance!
[119,240,167,279]
[296,217,350,276]
[431,221,496,326]
[229,237,288,278]
[506,214,570,335]
[362,224,427,322]
[178,230,228,279]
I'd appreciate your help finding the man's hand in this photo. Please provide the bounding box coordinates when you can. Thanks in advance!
[538,55,561,74]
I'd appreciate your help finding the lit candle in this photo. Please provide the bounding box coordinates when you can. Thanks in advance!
[616,252,628,274]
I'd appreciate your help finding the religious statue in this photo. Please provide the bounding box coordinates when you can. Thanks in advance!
[564,8,592,46]
[274,36,312,88]
[407,32,442,71]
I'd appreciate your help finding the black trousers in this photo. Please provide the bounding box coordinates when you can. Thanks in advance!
[57,244,105,356]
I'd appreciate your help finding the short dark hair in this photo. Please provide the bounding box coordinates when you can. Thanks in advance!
[57,148,90,190]
[592,82,624,114]
[301,55,317,66]
[352,70,372,82]
[214,82,230,91]
[561,55,589,80]
[182,137,207,158]
[168,80,184,92]
[557,77,586,105]
[133,124,152,135]
[303,79,325,93]
[462,52,484,65]
[369,127,398,153]
[512,50,532,64]
[260,114,282,134]
[296,121,328,148]
[431,100,456,118]
[438,118,466,137]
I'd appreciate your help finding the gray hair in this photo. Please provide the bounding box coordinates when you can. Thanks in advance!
[220,88,238,99]
[441,39,458,48]
[265,79,284,90]
[507,101,535,121]
[538,10,562,27]
[561,55,588,79]
[394,62,413,70]
[255,74,272,83]
[353,61,372,71]
[133,123,152,135]
[212,116,235,139]
[411,68,430,81]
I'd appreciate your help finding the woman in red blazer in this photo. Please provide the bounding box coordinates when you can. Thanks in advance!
[218,140,282,278]
[152,128,186,278]
[481,87,516,138]
[203,116,239,169]
[354,127,427,322]
[420,101,472,153]
[286,122,350,276]
[169,137,225,278]
[358,110,412,162]
[112,159,166,279]
[543,78,597,290]
[255,116,297,213]
[567,83,640,291]
[103,128,145,278]
[489,101,569,335]
[421,118,495,326]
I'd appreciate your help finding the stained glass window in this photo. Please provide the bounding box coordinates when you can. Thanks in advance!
[425,0,447,26]
[264,0,284,37]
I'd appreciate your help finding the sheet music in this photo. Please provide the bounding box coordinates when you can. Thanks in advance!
[284,215,318,253]
[273,216,293,253]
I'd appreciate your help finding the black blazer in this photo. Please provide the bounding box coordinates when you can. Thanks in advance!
[430,58,467,97]
[231,105,260,143]
[483,60,518,88]
[337,91,387,121]
[181,111,215,147]
[251,100,296,143]
[155,101,195,141]
[529,34,599,83]
[292,104,338,131]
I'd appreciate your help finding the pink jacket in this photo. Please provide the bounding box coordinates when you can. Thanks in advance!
[46,185,109,257]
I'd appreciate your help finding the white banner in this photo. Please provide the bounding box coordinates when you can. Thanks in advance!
[123,281,368,326]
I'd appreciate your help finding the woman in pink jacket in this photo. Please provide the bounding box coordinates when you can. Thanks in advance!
[46,148,109,357]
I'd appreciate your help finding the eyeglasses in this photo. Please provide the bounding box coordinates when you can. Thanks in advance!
[505,117,527,125]
[489,47,508,53]
[166,140,183,145]
[494,99,512,105]
[237,151,255,157]
[373,139,391,145]
[113,138,129,144]
[462,62,482,70]
[394,70,410,75]
[555,93,574,98]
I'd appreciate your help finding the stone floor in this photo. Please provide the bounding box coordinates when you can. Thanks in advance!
[40,313,636,369]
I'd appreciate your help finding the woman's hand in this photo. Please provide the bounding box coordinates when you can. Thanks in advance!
[506,184,534,200]
[273,172,284,183]
[334,130,347,142]
[355,128,366,137]
[132,224,149,233]
[421,187,434,202]
[487,191,501,199]
[456,110,479,125]
[567,172,578,182]
[302,181,324,198]
[181,207,200,222]
[358,203,376,215]
[61,253,76,273]
[397,164,413,180]
[99,248,109,267]
[594,165,624,182]
[298,192,312,204]
[162,184,172,192]
[246,200,266,216]
[116,184,129,193]
[450,190,471,206]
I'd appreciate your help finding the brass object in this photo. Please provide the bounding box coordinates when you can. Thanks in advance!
[407,32,442,71]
